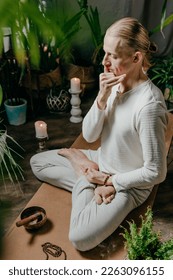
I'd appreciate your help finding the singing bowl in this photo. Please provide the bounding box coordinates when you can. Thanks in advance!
[20,206,47,230]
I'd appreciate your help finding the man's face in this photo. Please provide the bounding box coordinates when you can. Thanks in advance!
[102,34,136,76]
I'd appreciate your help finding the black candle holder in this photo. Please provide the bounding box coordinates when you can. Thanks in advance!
[36,136,48,153]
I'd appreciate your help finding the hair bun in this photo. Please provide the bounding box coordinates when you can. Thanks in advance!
[148,42,158,53]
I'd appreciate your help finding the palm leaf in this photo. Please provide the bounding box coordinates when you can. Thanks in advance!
[160,0,168,36]
[0,129,24,187]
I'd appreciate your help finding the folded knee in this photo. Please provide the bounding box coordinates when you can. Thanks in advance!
[69,229,97,252]
[30,154,47,178]
[30,154,39,167]
[69,233,89,252]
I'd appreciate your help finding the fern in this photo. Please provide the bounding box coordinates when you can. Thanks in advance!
[121,207,169,260]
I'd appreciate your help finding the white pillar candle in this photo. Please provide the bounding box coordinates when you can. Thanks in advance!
[70,77,81,92]
[35,121,48,138]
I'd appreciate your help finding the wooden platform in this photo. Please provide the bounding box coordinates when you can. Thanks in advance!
[1,113,173,260]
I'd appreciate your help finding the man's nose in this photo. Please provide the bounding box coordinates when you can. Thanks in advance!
[102,53,107,65]
[102,54,110,66]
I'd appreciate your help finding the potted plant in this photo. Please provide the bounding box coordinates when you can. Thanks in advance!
[0,84,24,254]
[0,0,84,116]
[62,0,104,96]
[121,207,173,260]
[0,0,60,67]
[21,0,84,83]
[0,0,50,110]
[148,0,173,109]
[0,0,46,124]
[0,55,27,125]
[0,84,24,187]
[76,0,104,74]
[63,0,103,94]
[149,56,173,105]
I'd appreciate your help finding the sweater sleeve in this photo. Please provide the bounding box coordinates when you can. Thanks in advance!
[112,102,168,192]
[82,98,106,143]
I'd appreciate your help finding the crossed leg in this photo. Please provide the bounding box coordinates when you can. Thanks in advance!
[69,175,135,251]
[58,148,115,204]
[58,148,99,175]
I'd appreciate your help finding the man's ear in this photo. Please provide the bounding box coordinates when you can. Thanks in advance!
[133,52,143,63]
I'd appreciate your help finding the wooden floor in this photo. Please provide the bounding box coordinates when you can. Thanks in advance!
[0,91,173,242]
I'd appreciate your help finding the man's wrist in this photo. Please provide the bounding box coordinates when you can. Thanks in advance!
[97,95,107,110]
[104,174,112,186]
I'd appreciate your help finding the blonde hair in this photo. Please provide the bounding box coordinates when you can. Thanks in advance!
[106,17,157,70]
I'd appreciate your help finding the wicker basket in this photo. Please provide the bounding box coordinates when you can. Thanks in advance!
[46,88,70,113]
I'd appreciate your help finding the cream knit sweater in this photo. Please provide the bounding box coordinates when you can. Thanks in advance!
[82,79,168,192]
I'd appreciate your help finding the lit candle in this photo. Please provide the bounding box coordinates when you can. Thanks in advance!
[35,121,48,138]
[70,77,81,92]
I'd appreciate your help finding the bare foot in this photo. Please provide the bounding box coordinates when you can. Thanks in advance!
[86,168,110,185]
[58,148,99,176]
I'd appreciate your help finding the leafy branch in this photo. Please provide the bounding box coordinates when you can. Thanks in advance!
[121,207,173,260]
[149,0,173,37]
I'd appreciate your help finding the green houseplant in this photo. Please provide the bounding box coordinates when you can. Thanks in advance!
[76,0,104,74]
[149,0,173,37]
[148,0,173,107]
[121,207,173,260]
[0,0,65,67]
[149,56,173,102]
[0,0,84,70]
[62,0,105,95]
[0,76,24,256]
[0,0,84,115]
[0,84,24,187]
[0,55,27,125]
[0,0,53,97]
[143,0,173,108]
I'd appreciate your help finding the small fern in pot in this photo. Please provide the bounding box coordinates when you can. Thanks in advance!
[121,207,173,260]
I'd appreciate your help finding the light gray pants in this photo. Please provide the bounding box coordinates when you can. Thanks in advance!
[30,149,152,251]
